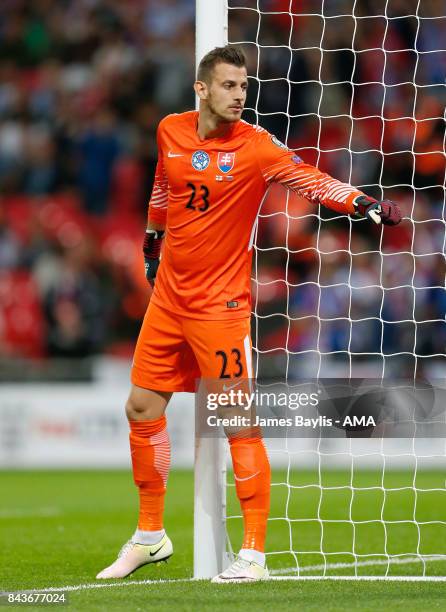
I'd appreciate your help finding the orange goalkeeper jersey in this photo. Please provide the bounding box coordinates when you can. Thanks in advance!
[148,110,363,320]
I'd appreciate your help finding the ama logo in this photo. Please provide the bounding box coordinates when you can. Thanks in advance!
[217,152,235,173]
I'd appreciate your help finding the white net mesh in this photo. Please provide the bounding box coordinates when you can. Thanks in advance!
[225,0,446,577]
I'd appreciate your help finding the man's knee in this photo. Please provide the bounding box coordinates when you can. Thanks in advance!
[125,386,171,421]
[125,395,149,420]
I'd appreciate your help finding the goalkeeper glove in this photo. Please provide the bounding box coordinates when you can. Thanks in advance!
[143,229,164,286]
[354,195,402,226]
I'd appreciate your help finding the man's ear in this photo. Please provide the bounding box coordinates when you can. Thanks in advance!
[194,80,208,100]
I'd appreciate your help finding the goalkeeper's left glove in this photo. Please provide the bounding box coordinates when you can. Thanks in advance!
[143,229,165,287]
[354,195,402,226]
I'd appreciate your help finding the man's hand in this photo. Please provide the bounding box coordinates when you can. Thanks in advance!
[354,195,402,226]
[143,229,165,286]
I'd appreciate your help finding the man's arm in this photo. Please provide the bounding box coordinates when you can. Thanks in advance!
[144,148,168,286]
[257,133,401,225]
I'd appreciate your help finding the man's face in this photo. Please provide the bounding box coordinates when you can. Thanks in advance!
[203,62,248,123]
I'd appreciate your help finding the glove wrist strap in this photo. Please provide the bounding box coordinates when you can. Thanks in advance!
[143,229,165,259]
[353,195,376,217]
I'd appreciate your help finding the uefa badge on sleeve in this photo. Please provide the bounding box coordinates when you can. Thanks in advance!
[270,135,288,150]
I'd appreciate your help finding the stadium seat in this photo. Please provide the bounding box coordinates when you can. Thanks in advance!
[2,196,35,244]
[0,270,46,358]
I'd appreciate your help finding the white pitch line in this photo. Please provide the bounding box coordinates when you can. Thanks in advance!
[271,576,446,582]
[0,507,60,519]
[6,578,196,595]
[5,575,446,596]
[8,558,446,595]
[271,555,446,576]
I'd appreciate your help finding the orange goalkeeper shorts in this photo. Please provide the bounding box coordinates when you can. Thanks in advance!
[131,300,253,393]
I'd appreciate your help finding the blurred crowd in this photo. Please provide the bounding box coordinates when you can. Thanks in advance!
[0,0,195,360]
[0,0,444,376]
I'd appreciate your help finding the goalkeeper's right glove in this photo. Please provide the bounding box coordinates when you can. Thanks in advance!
[353,195,402,226]
[143,229,165,287]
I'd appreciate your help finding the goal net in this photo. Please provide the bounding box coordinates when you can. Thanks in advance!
[222,0,446,579]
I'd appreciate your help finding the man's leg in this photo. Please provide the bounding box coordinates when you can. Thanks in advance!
[96,385,173,579]
[228,431,271,564]
[96,301,199,579]
[127,385,172,542]
[184,316,271,581]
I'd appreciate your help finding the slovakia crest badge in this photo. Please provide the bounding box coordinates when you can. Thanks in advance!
[217,152,235,173]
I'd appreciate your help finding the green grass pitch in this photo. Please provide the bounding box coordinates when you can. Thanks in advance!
[1,470,446,611]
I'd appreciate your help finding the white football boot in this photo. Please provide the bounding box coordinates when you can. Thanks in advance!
[96,533,173,579]
[212,556,269,583]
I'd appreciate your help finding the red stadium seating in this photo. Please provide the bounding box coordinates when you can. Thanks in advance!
[0,270,46,358]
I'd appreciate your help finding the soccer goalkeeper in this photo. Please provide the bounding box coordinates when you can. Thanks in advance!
[96,46,401,583]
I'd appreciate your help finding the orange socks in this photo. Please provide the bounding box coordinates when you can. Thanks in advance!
[129,416,170,531]
[229,435,271,552]
[129,416,269,552]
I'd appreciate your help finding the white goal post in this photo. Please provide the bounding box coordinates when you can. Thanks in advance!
[194,0,446,580]
[193,0,228,579]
